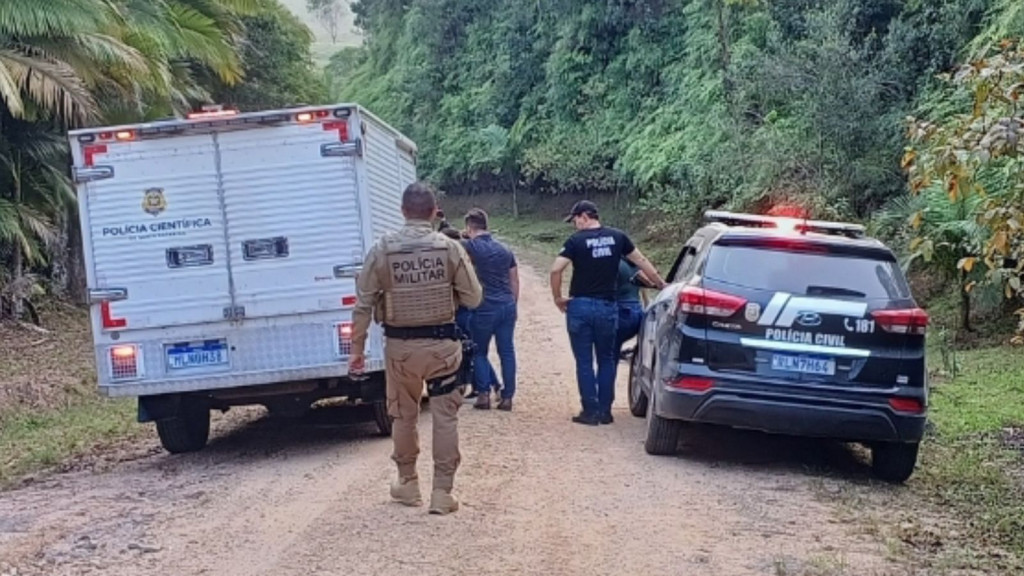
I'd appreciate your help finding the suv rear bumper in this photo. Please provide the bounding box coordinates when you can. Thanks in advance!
[655,368,926,443]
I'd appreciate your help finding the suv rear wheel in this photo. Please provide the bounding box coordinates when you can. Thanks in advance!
[628,350,648,418]
[156,397,210,454]
[871,441,919,483]
[644,391,681,455]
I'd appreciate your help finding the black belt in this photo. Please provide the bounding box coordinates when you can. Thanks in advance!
[383,323,460,341]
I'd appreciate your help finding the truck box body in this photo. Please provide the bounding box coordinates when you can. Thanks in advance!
[68,105,416,398]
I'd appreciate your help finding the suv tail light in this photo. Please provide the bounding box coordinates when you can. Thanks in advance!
[678,286,747,317]
[109,345,142,381]
[335,321,353,357]
[871,308,929,335]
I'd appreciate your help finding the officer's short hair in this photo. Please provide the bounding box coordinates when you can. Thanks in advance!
[402,182,438,220]
[464,208,488,231]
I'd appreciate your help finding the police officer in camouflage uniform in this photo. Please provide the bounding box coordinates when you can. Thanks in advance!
[348,182,483,515]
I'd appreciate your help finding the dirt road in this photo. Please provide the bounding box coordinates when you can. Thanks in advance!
[0,265,905,576]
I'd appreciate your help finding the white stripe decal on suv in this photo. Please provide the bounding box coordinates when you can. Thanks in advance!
[739,338,871,358]
[756,292,868,328]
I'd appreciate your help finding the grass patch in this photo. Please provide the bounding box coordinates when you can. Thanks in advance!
[0,395,142,488]
[910,346,1024,566]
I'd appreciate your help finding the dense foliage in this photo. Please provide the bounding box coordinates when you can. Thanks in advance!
[331,0,1023,328]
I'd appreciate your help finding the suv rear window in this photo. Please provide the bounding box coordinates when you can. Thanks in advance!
[703,244,911,300]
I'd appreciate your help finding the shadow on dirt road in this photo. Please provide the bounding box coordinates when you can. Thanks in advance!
[670,422,876,482]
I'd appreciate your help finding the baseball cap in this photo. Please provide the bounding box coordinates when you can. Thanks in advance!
[563,200,599,222]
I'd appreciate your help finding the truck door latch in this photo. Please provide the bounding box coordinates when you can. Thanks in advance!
[223,305,246,320]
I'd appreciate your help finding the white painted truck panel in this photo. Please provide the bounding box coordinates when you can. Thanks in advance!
[362,115,407,238]
[69,104,415,396]
[217,122,364,319]
[81,133,231,329]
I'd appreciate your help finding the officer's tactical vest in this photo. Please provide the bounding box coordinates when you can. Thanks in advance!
[379,234,455,327]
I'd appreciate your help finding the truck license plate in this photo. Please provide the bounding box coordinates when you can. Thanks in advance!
[166,341,228,370]
[771,353,835,376]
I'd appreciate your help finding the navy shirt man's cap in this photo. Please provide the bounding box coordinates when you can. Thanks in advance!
[563,200,599,222]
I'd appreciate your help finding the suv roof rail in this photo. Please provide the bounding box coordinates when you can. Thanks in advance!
[703,210,866,239]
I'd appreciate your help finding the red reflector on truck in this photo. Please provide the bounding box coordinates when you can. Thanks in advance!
[101,301,127,329]
[341,295,357,307]
[678,286,747,317]
[871,308,929,335]
[323,121,349,141]
[84,144,107,167]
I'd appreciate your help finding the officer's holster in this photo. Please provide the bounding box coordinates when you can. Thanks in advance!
[426,330,476,397]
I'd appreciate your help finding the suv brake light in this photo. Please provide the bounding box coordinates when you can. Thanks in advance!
[678,286,747,317]
[871,308,929,335]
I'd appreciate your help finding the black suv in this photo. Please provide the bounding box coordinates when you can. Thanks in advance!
[627,211,928,482]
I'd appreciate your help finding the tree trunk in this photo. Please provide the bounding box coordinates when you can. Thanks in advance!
[510,175,519,219]
[12,151,23,318]
[960,269,973,333]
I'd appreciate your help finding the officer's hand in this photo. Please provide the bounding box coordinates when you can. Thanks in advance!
[349,353,366,375]
[555,297,570,313]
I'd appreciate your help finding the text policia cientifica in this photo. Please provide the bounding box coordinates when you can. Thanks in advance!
[101,218,213,237]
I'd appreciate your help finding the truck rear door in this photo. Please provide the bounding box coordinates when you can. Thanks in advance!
[216,119,364,320]
[77,133,232,330]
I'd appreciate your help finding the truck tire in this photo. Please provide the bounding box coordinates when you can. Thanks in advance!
[871,441,919,483]
[628,350,648,418]
[156,399,210,454]
[644,392,681,456]
[371,400,393,437]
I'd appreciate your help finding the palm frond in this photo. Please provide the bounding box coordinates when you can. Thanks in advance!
[0,0,111,37]
[0,45,98,123]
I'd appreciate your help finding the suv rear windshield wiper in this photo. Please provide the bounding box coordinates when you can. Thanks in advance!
[805,285,867,298]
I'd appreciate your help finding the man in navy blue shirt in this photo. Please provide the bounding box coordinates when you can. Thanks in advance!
[550,200,666,425]
[462,208,519,411]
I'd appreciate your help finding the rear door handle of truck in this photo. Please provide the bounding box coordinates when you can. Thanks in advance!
[73,166,114,183]
[334,264,362,279]
[88,288,128,304]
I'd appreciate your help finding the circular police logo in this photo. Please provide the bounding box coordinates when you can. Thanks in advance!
[142,188,167,216]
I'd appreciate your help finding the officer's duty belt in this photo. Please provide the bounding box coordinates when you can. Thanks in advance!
[383,323,459,341]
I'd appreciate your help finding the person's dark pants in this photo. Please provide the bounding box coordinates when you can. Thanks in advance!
[610,300,644,405]
[471,302,518,399]
[566,297,618,417]
[458,307,500,394]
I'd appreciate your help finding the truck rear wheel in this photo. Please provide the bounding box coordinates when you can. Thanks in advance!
[156,398,210,454]
[371,401,393,437]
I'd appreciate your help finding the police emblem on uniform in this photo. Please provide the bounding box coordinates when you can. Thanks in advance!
[142,188,167,216]
[745,302,761,323]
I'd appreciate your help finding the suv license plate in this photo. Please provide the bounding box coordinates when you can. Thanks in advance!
[771,353,835,376]
[167,341,228,370]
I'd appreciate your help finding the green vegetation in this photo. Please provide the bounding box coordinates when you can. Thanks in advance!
[0,396,142,488]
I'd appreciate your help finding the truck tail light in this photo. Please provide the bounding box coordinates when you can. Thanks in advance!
[109,345,142,381]
[335,321,353,357]
[678,286,747,317]
[872,308,929,336]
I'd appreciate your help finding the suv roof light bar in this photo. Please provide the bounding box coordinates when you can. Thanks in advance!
[703,210,866,239]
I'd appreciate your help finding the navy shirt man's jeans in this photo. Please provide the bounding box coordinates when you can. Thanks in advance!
[566,297,619,417]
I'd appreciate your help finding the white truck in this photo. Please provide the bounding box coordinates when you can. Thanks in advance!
[68,104,417,453]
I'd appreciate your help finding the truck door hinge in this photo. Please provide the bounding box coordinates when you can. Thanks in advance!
[223,305,246,320]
